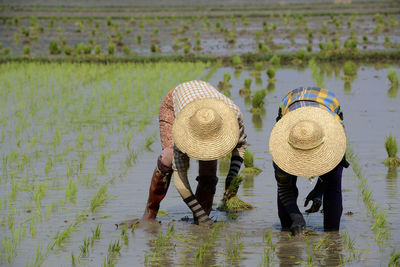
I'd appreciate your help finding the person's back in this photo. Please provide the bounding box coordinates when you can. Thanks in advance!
[269,86,349,235]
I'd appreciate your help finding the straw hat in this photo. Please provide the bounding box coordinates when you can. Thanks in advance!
[172,98,239,160]
[269,106,346,177]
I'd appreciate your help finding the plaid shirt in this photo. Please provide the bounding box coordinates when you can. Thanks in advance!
[279,87,343,122]
[172,80,247,173]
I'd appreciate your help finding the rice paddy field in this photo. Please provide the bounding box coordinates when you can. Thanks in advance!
[1,1,400,267]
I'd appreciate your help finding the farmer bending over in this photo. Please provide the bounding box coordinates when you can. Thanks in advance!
[269,87,349,235]
[142,80,247,225]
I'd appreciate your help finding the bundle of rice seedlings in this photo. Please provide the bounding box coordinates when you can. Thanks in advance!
[250,89,266,114]
[383,134,400,167]
[218,174,253,212]
[241,149,262,175]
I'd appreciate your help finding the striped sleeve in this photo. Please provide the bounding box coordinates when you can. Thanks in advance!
[172,145,212,225]
[225,114,247,190]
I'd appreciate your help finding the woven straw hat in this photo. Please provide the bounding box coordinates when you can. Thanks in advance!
[172,98,239,160]
[269,106,346,177]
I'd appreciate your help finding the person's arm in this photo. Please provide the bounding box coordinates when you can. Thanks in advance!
[172,145,212,225]
[224,114,247,198]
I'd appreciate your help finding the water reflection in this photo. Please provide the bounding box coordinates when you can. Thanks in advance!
[242,173,255,196]
[274,231,343,266]
[267,82,276,93]
[387,85,398,98]
[252,114,263,131]
[234,69,242,79]
[244,96,251,106]
[344,81,352,93]
[386,167,398,198]
[275,232,302,266]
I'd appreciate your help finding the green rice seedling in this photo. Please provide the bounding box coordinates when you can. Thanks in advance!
[254,62,263,72]
[232,55,243,69]
[97,153,107,175]
[383,134,400,167]
[23,45,30,56]
[145,132,156,151]
[250,90,266,115]
[80,236,91,257]
[218,73,232,90]
[388,250,400,267]
[296,49,306,62]
[108,240,121,255]
[387,70,399,86]
[92,224,101,240]
[239,78,252,97]
[342,61,357,82]
[193,39,202,51]
[90,183,109,212]
[195,222,222,264]
[266,68,276,83]
[120,224,129,245]
[226,232,244,265]
[122,46,131,55]
[65,179,77,202]
[151,44,157,53]
[241,149,262,176]
[269,55,280,66]
[108,43,115,55]
[50,223,75,249]
[218,174,253,212]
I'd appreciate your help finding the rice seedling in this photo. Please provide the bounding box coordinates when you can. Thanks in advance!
[341,230,361,260]
[241,149,262,175]
[92,224,101,240]
[250,89,266,114]
[232,55,243,69]
[269,54,280,66]
[80,236,91,257]
[383,134,400,167]
[225,232,244,265]
[195,222,223,265]
[388,250,400,267]
[218,174,253,212]
[65,178,77,202]
[23,45,30,56]
[218,72,232,90]
[90,183,109,212]
[266,68,276,83]
[49,223,76,249]
[387,70,399,86]
[239,78,252,97]
[145,132,157,151]
[342,60,357,82]
[97,153,108,175]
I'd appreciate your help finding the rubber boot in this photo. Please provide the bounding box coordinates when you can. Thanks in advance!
[142,167,172,220]
[193,175,218,224]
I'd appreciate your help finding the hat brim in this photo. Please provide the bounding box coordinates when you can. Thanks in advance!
[269,106,346,177]
[172,98,239,160]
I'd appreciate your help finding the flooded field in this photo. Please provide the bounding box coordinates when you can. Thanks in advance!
[0,1,399,57]
[0,61,399,266]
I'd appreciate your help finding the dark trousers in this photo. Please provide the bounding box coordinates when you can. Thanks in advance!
[274,163,343,230]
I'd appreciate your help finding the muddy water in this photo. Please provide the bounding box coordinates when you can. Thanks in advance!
[2,63,400,266]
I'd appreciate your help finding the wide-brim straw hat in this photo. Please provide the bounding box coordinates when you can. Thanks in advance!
[172,98,239,161]
[269,106,346,177]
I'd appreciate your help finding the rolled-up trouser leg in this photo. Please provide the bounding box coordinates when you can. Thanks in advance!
[321,165,343,231]
[193,160,218,223]
[273,162,302,229]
